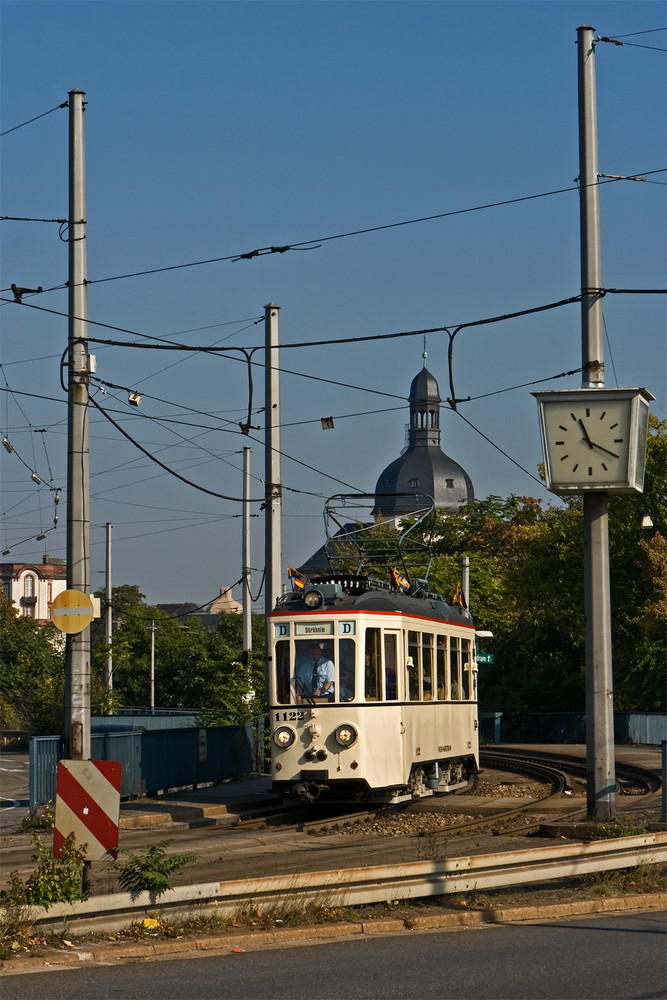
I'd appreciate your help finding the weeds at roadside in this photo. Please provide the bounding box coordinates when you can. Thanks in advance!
[580,862,666,895]
[19,804,55,833]
[0,832,88,960]
[109,840,197,903]
[586,818,648,841]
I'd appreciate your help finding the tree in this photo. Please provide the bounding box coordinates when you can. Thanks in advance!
[427,416,666,713]
[0,594,65,733]
[90,591,265,722]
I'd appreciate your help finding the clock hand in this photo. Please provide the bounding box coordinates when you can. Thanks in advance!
[578,419,594,448]
[588,441,620,459]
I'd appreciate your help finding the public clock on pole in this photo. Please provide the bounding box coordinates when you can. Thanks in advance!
[533,388,654,494]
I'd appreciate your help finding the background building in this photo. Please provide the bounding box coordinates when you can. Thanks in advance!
[373,359,474,520]
[0,556,67,624]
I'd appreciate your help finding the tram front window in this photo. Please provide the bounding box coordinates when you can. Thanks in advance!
[339,638,356,701]
[275,640,291,704]
[294,640,335,703]
[365,628,381,700]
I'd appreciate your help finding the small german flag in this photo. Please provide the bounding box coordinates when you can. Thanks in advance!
[288,566,305,590]
[452,582,467,609]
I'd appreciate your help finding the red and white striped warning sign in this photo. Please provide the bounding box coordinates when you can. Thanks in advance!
[54,759,122,861]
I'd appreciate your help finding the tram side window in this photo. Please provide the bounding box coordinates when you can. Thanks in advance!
[275,640,290,705]
[461,639,472,699]
[450,637,461,700]
[436,636,447,699]
[365,628,381,701]
[422,633,434,700]
[407,630,421,701]
[339,638,356,702]
[384,633,398,700]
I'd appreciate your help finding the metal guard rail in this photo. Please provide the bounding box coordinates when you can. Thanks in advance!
[24,831,667,935]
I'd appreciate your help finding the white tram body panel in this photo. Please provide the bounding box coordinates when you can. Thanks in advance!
[269,581,479,804]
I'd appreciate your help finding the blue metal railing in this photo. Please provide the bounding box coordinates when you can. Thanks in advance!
[29,723,256,813]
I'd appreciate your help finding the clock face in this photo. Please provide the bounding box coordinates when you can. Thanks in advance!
[543,397,631,486]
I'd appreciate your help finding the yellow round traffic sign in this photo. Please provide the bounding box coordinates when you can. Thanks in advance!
[52,589,94,634]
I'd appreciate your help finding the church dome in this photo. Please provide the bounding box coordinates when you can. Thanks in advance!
[374,449,473,516]
[372,363,474,518]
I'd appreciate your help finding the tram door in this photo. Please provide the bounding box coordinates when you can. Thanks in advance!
[383,632,399,701]
[383,629,405,785]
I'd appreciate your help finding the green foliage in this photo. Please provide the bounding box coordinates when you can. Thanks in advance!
[19,803,55,832]
[2,421,663,729]
[0,593,65,733]
[426,417,667,713]
[0,833,87,910]
[90,587,265,721]
[586,818,648,841]
[110,839,197,901]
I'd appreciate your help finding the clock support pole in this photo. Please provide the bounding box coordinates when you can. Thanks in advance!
[578,25,616,819]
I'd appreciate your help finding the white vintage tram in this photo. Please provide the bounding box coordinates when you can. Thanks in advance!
[268,495,481,804]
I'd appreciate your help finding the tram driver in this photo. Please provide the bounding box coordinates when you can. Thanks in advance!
[295,642,335,702]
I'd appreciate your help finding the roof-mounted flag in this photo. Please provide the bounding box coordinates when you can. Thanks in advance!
[391,568,410,594]
[288,566,305,591]
[453,582,467,609]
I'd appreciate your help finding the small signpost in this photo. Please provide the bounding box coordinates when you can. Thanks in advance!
[54,759,121,860]
[477,653,494,664]
[52,589,94,634]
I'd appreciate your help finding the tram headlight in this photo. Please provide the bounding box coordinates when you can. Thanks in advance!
[273,726,296,749]
[334,723,358,748]
[303,589,324,609]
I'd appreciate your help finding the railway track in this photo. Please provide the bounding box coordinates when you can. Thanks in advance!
[2,747,661,896]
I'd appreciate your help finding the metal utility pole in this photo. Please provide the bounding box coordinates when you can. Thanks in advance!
[150,621,156,709]
[264,304,282,697]
[461,556,470,610]
[64,88,91,761]
[105,522,113,706]
[242,446,253,686]
[577,25,616,819]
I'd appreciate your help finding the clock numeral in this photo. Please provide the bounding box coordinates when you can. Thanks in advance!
[560,454,569,462]
[555,440,565,445]
[588,468,593,476]
[599,411,606,420]
[558,425,567,432]
[609,422,618,430]
[614,438,623,444]
[602,463,608,471]
[569,412,577,422]
[585,408,590,417]
[572,463,578,472]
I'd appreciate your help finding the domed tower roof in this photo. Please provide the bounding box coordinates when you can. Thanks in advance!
[373,361,474,518]
[409,367,441,405]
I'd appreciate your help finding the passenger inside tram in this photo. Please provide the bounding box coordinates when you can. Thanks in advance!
[294,642,335,702]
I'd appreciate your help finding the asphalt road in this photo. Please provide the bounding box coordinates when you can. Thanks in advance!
[3,912,666,1000]
[0,752,29,831]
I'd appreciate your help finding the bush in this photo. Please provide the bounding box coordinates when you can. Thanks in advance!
[0,833,87,911]
[110,840,197,902]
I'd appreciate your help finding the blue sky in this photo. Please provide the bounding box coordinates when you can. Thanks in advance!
[1,0,665,608]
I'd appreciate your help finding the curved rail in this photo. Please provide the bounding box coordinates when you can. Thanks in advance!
[481,746,661,796]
